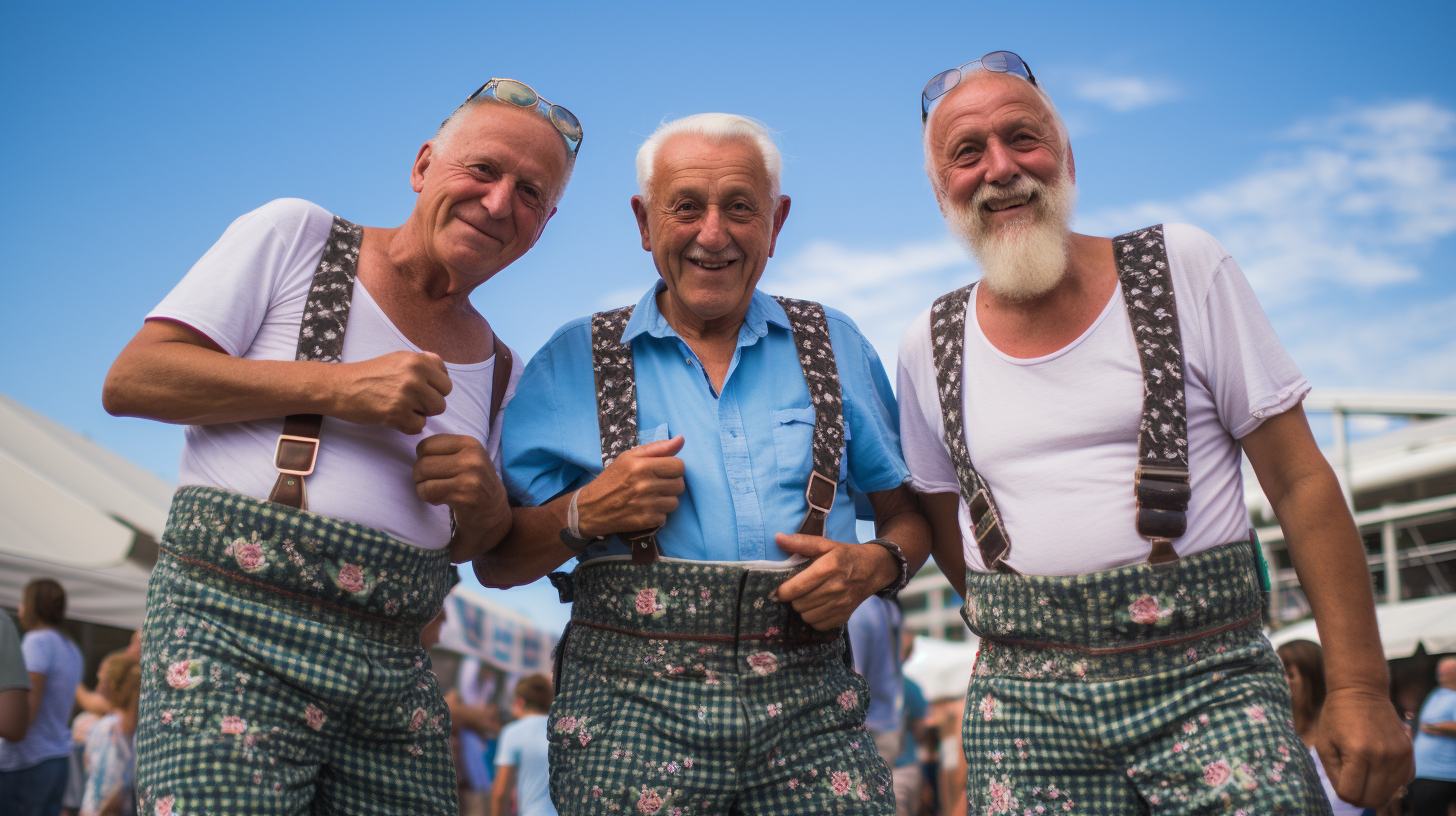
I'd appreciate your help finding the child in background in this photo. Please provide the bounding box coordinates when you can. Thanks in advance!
[80,652,140,816]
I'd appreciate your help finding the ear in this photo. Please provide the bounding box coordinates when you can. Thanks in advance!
[767,195,792,257]
[531,206,559,245]
[411,142,435,193]
[630,195,653,252]
[1065,143,1076,185]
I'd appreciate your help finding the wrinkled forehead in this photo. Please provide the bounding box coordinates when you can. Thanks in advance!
[651,133,772,193]
[926,69,1059,140]
[445,103,569,171]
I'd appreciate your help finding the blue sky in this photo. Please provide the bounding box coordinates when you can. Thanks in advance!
[3,1,1454,629]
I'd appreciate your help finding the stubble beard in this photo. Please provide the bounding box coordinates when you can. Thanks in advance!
[945,171,1078,301]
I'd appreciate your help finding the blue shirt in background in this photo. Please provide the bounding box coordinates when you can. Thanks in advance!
[849,596,904,735]
[898,677,928,769]
[503,283,909,561]
[496,714,558,816]
[1415,687,1456,781]
[0,628,82,770]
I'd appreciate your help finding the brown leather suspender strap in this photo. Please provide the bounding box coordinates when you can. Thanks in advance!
[268,217,363,510]
[488,334,513,429]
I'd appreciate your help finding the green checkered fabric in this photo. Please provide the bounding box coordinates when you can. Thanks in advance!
[961,541,1331,815]
[549,558,894,815]
[135,486,457,815]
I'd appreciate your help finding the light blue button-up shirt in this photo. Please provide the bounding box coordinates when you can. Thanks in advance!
[502,282,909,562]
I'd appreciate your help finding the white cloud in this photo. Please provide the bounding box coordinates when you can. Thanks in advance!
[762,237,973,360]
[1079,101,1456,301]
[1072,75,1180,112]
[762,100,1456,389]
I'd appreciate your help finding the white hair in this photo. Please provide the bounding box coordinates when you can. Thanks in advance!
[433,97,577,206]
[636,113,782,204]
[922,70,1069,200]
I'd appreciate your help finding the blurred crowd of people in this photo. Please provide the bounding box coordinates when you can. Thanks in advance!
[6,573,1455,815]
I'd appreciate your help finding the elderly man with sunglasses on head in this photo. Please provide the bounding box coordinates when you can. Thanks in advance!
[102,78,581,816]
[896,51,1413,815]
[477,113,931,816]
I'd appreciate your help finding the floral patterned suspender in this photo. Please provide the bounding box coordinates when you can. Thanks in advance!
[268,217,363,510]
[267,216,513,511]
[589,296,844,565]
[930,223,1191,571]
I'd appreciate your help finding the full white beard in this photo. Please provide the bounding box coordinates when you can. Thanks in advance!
[946,172,1077,301]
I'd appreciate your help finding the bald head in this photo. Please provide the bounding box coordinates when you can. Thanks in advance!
[434,99,575,206]
[1440,656,1456,688]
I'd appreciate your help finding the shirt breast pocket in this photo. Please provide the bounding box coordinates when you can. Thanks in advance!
[638,423,670,446]
[771,407,848,490]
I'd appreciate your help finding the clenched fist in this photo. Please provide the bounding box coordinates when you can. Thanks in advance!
[414,434,511,563]
[329,351,453,434]
[576,436,687,538]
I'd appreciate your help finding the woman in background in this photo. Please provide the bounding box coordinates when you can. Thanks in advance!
[79,651,139,816]
[1278,639,1379,816]
[0,578,85,816]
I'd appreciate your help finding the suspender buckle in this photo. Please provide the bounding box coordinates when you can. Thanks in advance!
[804,470,838,516]
[273,434,321,476]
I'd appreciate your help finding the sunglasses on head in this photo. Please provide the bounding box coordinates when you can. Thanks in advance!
[456,78,583,156]
[921,51,1037,124]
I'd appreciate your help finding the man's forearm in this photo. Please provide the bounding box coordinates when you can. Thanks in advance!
[104,333,338,425]
[874,505,933,592]
[473,496,578,588]
[1280,470,1389,693]
[1423,721,1456,737]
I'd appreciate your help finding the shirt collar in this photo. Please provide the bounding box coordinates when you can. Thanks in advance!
[620,280,791,345]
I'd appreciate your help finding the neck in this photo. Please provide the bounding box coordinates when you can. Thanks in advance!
[1292,706,1320,744]
[656,288,751,345]
[369,221,481,309]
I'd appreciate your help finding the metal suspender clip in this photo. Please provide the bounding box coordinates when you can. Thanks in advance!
[273,434,321,476]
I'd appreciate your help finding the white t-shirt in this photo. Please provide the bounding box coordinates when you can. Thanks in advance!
[147,198,521,549]
[897,223,1308,575]
[496,713,558,816]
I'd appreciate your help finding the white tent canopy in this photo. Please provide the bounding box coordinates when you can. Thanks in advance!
[1268,594,1456,659]
[0,393,174,630]
[903,634,981,702]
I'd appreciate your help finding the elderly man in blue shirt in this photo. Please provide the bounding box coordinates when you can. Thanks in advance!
[479,113,930,816]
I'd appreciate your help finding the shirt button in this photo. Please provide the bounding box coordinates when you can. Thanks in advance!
[730,430,739,437]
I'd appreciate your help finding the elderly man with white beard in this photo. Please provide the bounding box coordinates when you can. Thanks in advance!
[896,52,1413,815]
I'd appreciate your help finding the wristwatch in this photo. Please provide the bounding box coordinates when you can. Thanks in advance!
[867,537,909,600]
[559,489,602,553]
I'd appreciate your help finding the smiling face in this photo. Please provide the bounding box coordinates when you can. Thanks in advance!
[927,72,1077,300]
[409,102,568,286]
[631,133,789,327]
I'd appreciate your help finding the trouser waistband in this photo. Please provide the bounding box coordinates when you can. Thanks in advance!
[963,539,1266,679]
[156,485,453,645]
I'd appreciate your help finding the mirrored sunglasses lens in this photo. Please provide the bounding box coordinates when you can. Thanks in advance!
[982,52,1011,73]
[494,79,538,107]
[551,106,583,143]
[924,68,961,102]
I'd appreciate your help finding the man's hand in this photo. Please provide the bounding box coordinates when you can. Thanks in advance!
[773,533,899,630]
[1317,687,1415,809]
[414,434,510,563]
[575,437,686,537]
[331,351,453,434]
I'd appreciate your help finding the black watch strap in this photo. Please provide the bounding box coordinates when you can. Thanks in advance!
[868,538,909,600]
[558,527,594,554]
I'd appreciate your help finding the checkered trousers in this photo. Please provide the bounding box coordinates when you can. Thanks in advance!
[961,540,1332,815]
[135,486,457,816]
[548,558,894,815]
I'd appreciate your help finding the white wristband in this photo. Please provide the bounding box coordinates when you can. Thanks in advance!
[567,490,585,539]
